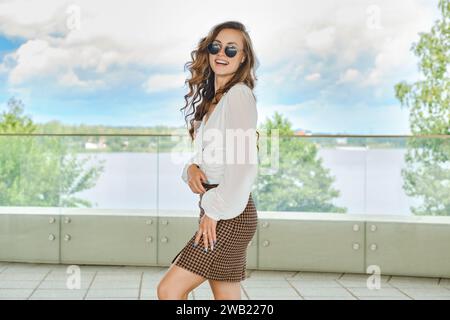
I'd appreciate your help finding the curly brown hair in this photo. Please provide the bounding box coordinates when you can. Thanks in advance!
[180,21,260,149]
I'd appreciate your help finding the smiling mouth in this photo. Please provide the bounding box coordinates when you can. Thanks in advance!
[215,59,229,67]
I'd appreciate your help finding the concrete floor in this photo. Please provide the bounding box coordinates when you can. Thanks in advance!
[1,262,450,300]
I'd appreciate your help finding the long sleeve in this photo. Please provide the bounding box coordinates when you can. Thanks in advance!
[199,84,258,221]
[181,151,200,184]
[181,120,202,184]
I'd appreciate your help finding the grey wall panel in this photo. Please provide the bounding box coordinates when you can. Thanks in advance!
[366,222,450,278]
[0,215,59,263]
[157,217,199,266]
[258,219,365,273]
[60,215,157,265]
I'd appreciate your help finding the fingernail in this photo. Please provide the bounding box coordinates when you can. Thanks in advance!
[213,240,217,245]
[204,248,208,252]
[193,243,197,247]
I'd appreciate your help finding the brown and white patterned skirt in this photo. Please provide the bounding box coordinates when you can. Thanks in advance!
[171,182,258,282]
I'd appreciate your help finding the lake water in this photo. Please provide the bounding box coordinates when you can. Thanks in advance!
[73,148,430,216]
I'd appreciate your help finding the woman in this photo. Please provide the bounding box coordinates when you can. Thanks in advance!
[157,20,259,300]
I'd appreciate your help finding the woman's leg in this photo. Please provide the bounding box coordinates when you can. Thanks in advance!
[157,255,207,300]
[209,279,242,300]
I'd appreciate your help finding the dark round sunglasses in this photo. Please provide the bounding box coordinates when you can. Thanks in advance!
[207,42,239,58]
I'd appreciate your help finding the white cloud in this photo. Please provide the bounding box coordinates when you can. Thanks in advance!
[0,0,437,94]
[305,27,336,56]
[337,68,361,83]
[143,73,186,93]
[59,69,104,88]
[305,72,321,81]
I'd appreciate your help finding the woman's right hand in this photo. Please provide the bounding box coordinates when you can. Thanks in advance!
[187,164,207,194]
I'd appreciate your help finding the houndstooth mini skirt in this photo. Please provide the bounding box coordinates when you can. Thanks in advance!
[171,182,258,282]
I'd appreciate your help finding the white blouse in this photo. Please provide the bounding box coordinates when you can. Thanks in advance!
[181,82,259,221]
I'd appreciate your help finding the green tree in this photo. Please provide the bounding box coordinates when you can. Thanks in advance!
[0,98,104,207]
[253,112,346,213]
[394,0,449,216]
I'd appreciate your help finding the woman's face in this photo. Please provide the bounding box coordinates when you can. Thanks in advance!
[209,28,246,77]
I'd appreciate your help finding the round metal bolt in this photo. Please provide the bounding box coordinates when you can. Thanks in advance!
[353,224,360,232]
[370,224,377,232]
[48,234,55,241]
[262,221,269,228]
[64,234,71,241]
[370,243,377,251]
[262,240,270,247]
[353,243,360,250]
[49,217,55,224]
[161,237,168,243]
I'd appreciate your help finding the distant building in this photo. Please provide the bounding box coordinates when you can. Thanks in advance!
[336,137,348,145]
[85,137,107,150]
[293,128,312,136]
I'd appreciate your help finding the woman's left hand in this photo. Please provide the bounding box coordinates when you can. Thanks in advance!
[194,214,217,251]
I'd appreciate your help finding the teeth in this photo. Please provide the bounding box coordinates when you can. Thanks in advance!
[216,59,228,65]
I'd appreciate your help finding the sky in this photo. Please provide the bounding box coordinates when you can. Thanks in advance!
[0,0,442,134]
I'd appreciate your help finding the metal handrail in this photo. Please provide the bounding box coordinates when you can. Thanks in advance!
[0,133,448,138]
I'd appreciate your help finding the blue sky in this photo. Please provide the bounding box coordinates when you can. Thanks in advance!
[0,0,441,134]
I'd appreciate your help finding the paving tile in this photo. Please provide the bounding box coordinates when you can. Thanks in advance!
[201,288,248,300]
[358,296,412,300]
[139,295,159,300]
[241,279,292,288]
[140,279,159,290]
[140,290,194,300]
[143,271,167,280]
[38,280,92,290]
[0,268,50,275]
[1,262,448,301]
[12,264,66,272]
[29,289,87,300]
[102,266,156,273]
[194,281,211,290]
[90,279,141,289]
[296,287,353,297]
[140,287,158,299]
[247,295,303,300]
[288,279,342,288]
[411,296,450,300]
[85,288,140,299]
[247,270,298,280]
[193,288,215,300]
[94,274,142,281]
[85,297,138,300]
[303,296,357,300]
[0,288,34,299]
[292,272,343,280]
[45,271,96,281]
[339,273,390,283]
[338,280,389,288]
[0,280,41,289]
[398,288,450,298]
[348,287,411,298]
[389,276,440,288]
[0,273,48,281]
[244,287,300,298]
